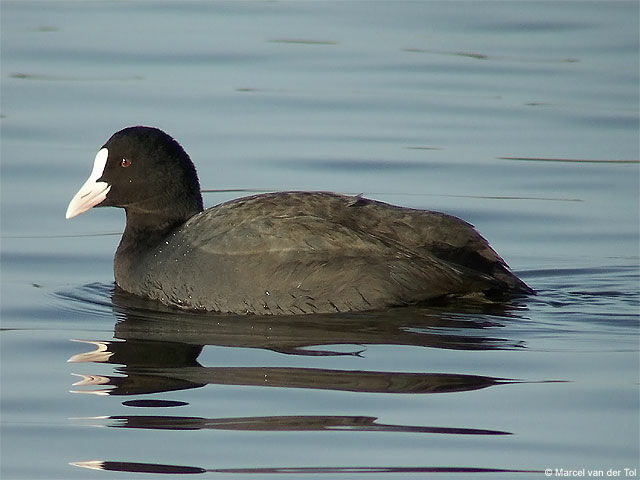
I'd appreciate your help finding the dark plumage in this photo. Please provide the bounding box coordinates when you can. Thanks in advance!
[66,126,533,314]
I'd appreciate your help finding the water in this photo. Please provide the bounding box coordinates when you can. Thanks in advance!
[1,1,638,479]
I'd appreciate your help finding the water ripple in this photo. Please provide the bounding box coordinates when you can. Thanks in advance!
[52,282,115,319]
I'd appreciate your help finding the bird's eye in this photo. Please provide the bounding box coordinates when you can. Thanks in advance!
[120,158,132,168]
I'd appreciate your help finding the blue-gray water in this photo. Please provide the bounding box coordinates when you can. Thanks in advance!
[1,2,638,479]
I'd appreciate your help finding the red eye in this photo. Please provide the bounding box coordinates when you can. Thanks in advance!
[120,158,132,168]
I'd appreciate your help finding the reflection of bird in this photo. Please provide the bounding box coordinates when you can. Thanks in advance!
[68,338,514,396]
[105,414,512,435]
[66,126,533,314]
[62,283,526,397]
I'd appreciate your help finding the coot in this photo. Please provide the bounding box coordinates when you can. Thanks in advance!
[66,126,533,314]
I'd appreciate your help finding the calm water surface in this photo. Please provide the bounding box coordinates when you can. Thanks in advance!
[1,2,638,479]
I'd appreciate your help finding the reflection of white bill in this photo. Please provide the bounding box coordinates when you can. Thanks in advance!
[69,373,112,395]
[67,340,114,363]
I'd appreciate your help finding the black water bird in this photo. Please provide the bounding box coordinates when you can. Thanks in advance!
[66,126,533,314]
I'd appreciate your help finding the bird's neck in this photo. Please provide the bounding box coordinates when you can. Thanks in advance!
[118,204,198,253]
